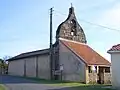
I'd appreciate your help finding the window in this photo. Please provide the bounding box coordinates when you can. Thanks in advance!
[105,67,110,73]
[71,31,74,36]
[88,66,97,73]
[88,66,92,73]
[70,20,73,24]
[71,29,77,36]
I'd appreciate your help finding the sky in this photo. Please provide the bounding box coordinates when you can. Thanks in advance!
[0,0,120,61]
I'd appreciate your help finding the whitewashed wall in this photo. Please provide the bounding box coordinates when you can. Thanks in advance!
[8,59,24,76]
[26,57,36,77]
[8,54,50,79]
[111,53,120,88]
[59,41,86,82]
[38,55,50,79]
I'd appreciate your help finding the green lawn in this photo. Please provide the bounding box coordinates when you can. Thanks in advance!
[0,85,5,90]
[58,85,113,90]
[24,77,114,90]
[10,75,114,90]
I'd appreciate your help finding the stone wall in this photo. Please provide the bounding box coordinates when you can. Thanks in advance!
[88,73,97,83]
[88,73,111,84]
[104,73,111,84]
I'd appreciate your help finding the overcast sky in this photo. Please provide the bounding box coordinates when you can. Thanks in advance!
[0,0,120,61]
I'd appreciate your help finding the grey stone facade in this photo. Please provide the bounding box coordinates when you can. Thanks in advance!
[56,6,87,43]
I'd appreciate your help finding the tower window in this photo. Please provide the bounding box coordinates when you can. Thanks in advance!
[71,19,76,28]
[71,30,77,36]
[70,19,77,36]
[71,31,74,36]
[71,28,77,36]
[70,21,73,24]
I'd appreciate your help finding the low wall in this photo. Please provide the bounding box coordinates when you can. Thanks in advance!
[104,73,111,84]
[88,73,111,84]
[88,73,97,83]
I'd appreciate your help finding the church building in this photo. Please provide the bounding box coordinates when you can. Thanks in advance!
[7,6,111,84]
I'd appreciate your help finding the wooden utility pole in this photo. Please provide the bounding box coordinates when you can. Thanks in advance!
[50,7,53,80]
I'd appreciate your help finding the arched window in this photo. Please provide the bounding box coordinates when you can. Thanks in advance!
[71,19,76,28]
[70,19,77,36]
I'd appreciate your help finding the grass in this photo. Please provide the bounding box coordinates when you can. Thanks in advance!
[8,75,114,90]
[57,85,113,90]
[22,76,114,90]
[0,85,5,90]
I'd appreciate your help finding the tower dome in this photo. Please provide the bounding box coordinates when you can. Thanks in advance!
[56,6,87,43]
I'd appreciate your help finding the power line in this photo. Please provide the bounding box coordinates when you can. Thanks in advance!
[54,9,120,32]
[54,10,67,16]
[77,18,120,32]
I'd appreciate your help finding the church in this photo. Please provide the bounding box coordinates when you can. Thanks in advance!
[7,6,111,84]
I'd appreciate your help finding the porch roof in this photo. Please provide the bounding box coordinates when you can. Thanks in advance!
[60,38,111,66]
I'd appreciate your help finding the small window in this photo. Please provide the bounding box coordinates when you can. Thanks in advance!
[105,67,110,73]
[71,29,77,36]
[70,20,73,24]
[88,66,97,73]
[71,19,77,28]
[71,19,76,24]
[88,66,92,73]
[71,31,74,36]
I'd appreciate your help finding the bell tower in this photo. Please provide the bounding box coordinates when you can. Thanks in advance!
[56,6,87,43]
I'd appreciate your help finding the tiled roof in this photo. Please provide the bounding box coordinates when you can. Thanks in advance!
[108,44,120,52]
[60,39,110,66]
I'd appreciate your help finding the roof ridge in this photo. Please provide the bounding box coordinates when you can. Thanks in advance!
[108,44,120,52]
[59,38,87,45]
[21,48,49,55]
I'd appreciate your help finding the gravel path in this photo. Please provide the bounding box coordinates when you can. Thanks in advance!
[0,75,67,90]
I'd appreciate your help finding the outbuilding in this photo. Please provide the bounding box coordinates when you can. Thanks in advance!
[108,44,120,88]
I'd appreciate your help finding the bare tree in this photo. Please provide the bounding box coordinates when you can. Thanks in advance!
[1,56,11,74]
[3,56,11,61]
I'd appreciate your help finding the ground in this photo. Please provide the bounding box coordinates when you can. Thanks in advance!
[0,85,5,90]
[0,75,114,90]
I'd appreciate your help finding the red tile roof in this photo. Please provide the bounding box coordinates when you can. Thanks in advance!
[108,44,120,51]
[60,39,110,66]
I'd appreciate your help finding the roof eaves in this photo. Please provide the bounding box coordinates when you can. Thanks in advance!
[107,50,120,54]
[8,53,49,61]
[88,64,111,67]
[7,49,49,61]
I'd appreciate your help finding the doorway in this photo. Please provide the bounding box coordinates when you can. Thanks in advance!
[98,67,104,84]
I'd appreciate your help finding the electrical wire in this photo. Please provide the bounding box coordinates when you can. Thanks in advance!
[54,9,120,32]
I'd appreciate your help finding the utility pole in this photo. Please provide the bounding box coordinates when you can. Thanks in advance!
[50,7,53,80]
